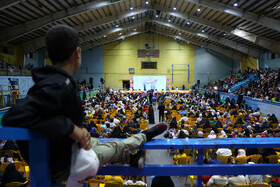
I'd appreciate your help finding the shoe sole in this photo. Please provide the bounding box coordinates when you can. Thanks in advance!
[138,156,145,169]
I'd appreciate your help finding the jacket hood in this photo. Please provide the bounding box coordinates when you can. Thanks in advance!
[32,66,76,88]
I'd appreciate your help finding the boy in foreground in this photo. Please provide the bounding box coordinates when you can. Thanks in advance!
[2,25,167,186]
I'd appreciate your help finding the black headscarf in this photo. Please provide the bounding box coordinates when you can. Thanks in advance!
[111,126,123,138]
[1,163,26,186]
[215,120,223,128]
[235,117,244,125]
[170,117,178,129]
[123,126,132,134]
[203,120,211,129]
[151,176,174,187]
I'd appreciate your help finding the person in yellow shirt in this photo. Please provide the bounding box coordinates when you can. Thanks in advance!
[104,175,124,186]
[173,149,187,165]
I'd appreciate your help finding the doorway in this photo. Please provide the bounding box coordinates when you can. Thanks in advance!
[123,80,130,90]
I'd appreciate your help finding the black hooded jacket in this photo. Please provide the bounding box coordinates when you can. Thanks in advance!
[2,66,84,182]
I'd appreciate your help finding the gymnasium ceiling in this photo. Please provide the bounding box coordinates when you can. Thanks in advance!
[0,0,280,61]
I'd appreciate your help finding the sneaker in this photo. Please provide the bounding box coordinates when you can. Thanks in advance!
[129,150,145,169]
[141,123,167,141]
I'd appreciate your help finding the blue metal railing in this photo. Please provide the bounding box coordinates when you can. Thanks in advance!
[0,127,51,187]
[1,128,280,187]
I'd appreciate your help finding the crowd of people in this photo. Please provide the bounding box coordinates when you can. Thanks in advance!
[0,61,18,71]
[204,68,280,102]
[77,88,280,186]
[76,80,94,93]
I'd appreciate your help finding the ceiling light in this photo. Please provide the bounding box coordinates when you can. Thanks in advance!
[130,7,133,10]
[133,28,136,31]
[187,41,190,43]
[168,19,171,22]
[145,1,149,4]
[173,7,177,10]
[187,21,190,24]
[119,32,122,35]
[156,14,159,17]
[179,32,181,35]
[197,8,201,11]
[272,5,280,9]
[132,16,135,19]
[223,33,227,36]
[233,3,238,7]
[104,35,106,37]
[116,24,119,27]
[202,30,205,32]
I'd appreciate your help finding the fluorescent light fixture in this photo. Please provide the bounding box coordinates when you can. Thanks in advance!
[145,1,149,4]
[116,24,119,27]
[233,3,238,7]
[104,35,106,37]
[132,16,135,19]
[168,19,171,22]
[119,32,122,35]
[133,28,136,31]
[130,7,133,10]
[202,30,205,32]
[173,7,177,10]
[156,14,159,17]
[187,21,190,24]
[179,32,181,35]
[197,8,201,11]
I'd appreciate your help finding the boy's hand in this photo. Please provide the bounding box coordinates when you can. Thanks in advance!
[70,125,92,150]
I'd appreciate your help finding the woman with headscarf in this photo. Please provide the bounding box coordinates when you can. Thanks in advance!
[1,163,26,186]
[123,126,132,135]
[111,126,124,138]
[235,117,244,126]
[199,117,206,126]
[266,128,274,137]
[245,126,252,137]
[215,120,223,129]
[231,129,239,138]
[203,120,211,130]
[218,130,227,138]
[89,127,99,138]
[253,123,262,134]
[225,116,233,125]
[244,114,250,121]
[190,124,198,135]
[208,130,217,138]
[151,176,174,187]
[223,125,231,134]
[148,104,155,124]
[169,117,178,129]
[236,149,246,158]
[269,114,278,124]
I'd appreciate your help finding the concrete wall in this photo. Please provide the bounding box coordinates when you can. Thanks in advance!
[0,76,34,97]
[194,47,240,87]
[73,46,103,88]
[103,34,195,90]
[0,44,24,68]
[241,55,258,72]
[259,52,280,69]
[24,49,45,68]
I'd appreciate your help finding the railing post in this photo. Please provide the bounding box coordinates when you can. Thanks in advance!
[197,149,204,187]
[29,139,51,187]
